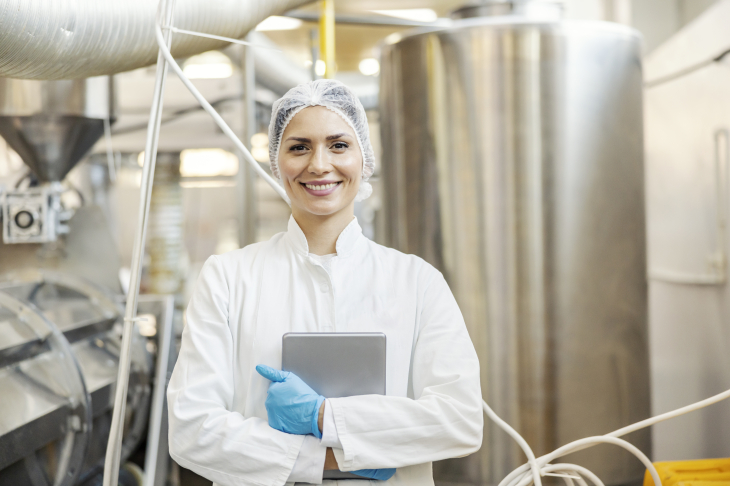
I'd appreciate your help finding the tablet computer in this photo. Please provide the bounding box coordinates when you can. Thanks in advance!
[282,332,386,480]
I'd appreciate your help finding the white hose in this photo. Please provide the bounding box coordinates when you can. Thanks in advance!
[488,386,730,486]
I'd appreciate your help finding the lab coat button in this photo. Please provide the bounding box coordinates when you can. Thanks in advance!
[320,284,329,292]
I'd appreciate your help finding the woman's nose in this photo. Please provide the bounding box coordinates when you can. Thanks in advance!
[307,146,332,174]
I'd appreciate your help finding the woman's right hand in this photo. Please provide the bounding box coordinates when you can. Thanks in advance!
[256,365,325,437]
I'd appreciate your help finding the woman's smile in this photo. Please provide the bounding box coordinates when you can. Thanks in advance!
[301,180,342,196]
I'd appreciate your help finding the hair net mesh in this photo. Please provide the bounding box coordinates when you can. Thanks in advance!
[268,79,375,201]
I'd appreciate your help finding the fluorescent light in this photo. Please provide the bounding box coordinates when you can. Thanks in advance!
[251,133,269,148]
[359,58,380,76]
[180,149,238,177]
[315,60,326,77]
[251,147,270,163]
[251,133,270,162]
[371,9,438,22]
[256,16,303,31]
[384,33,403,45]
[182,51,233,79]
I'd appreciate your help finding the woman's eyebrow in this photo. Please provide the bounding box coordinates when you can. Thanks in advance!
[326,133,351,141]
[285,136,311,143]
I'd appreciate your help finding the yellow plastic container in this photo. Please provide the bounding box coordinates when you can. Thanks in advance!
[644,458,730,486]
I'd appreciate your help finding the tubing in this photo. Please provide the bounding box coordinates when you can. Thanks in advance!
[102,1,176,485]
[153,17,290,203]
[489,386,730,486]
[0,0,309,80]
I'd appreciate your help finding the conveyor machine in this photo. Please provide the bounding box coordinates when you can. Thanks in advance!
[0,270,151,485]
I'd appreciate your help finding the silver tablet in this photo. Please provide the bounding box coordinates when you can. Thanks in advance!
[281,332,386,481]
[281,332,386,398]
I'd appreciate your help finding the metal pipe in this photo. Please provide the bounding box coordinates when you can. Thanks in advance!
[102,1,176,484]
[236,37,258,248]
[142,295,175,486]
[284,10,451,27]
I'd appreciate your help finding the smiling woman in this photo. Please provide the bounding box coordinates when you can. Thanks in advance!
[166,79,483,486]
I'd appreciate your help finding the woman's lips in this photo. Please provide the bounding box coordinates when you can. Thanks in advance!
[301,181,341,196]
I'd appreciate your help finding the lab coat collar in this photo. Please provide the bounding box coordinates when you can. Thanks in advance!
[285,215,363,257]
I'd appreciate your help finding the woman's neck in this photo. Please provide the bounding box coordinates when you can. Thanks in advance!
[292,204,354,256]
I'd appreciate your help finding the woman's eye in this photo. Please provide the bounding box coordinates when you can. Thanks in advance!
[289,144,307,152]
[332,142,348,150]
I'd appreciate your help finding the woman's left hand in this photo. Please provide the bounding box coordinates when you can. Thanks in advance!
[351,468,397,481]
[256,365,326,438]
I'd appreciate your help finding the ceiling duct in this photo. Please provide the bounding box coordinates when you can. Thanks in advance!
[0,0,310,184]
[0,0,310,80]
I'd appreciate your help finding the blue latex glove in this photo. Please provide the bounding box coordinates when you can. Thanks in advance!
[351,468,397,481]
[256,364,325,438]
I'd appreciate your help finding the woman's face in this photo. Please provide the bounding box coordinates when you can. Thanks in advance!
[278,106,362,218]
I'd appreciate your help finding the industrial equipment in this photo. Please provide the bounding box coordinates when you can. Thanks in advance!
[0,76,154,485]
[0,77,113,245]
[0,269,151,485]
[379,3,650,485]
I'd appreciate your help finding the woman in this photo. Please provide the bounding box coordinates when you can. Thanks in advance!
[167,79,483,485]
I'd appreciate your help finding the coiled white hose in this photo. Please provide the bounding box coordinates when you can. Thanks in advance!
[486,387,730,486]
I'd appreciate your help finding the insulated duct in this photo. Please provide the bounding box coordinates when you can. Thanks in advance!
[0,0,310,80]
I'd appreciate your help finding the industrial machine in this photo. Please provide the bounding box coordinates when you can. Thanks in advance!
[0,77,113,245]
[0,270,151,486]
[0,77,153,485]
[379,2,651,485]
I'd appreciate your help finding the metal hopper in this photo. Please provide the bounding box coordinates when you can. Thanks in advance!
[0,77,114,183]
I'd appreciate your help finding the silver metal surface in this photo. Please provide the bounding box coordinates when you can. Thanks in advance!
[0,0,310,80]
[0,204,124,291]
[237,39,258,248]
[451,1,563,20]
[138,295,175,486]
[0,77,113,183]
[380,17,650,485]
[0,290,90,486]
[0,270,152,485]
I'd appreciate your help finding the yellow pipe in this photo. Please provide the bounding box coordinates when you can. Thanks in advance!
[319,0,335,78]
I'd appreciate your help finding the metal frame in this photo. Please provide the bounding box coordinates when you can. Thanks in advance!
[137,294,175,486]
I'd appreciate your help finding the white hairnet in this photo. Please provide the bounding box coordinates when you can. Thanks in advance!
[268,79,375,201]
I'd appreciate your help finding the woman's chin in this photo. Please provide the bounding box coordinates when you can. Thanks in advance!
[294,197,352,217]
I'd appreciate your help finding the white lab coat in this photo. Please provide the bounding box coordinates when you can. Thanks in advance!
[167,216,483,486]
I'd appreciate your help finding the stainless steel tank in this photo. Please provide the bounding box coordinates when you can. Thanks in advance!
[379,8,651,486]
